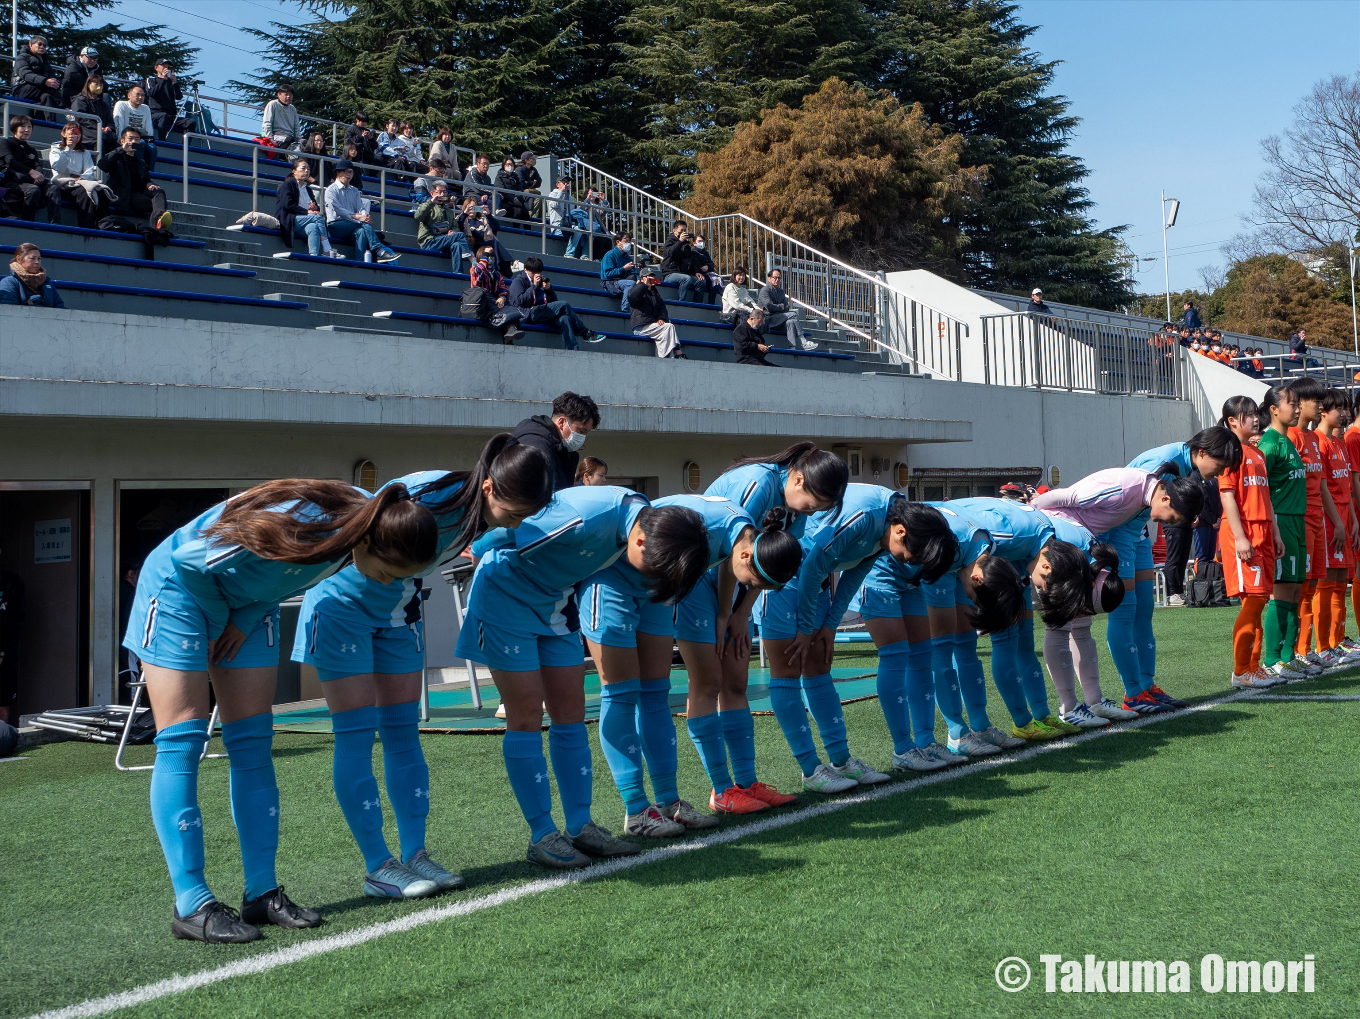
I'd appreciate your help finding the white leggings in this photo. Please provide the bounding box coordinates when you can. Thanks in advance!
[1043,615,1103,714]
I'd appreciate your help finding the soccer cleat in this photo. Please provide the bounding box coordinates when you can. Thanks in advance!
[976,724,1028,749]
[526,831,591,870]
[801,762,859,793]
[740,781,797,807]
[660,798,720,829]
[1089,697,1139,721]
[571,821,642,857]
[364,858,439,899]
[892,747,949,772]
[1040,713,1083,736]
[710,786,770,814]
[1060,703,1110,729]
[624,804,686,838]
[1305,650,1332,671]
[1290,654,1324,677]
[1340,645,1360,664]
[832,756,892,785]
[172,900,261,944]
[1123,691,1170,715]
[948,731,1002,756]
[919,741,969,766]
[1232,670,1276,690]
[1146,685,1189,710]
[1268,660,1308,683]
[404,849,465,892]
[1012,719,1062,741]
[240,885,323,929]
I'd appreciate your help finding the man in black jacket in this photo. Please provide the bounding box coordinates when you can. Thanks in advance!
[13,36,59,108]
[659,221,708,303]
[506,256,601,350]
[144,59,183,140]
[510,392,601,492]
[628,274,683,358]
[342,111,381,165]
[99,127,169,228]
[732,308,775,366]
[60,46,100,107]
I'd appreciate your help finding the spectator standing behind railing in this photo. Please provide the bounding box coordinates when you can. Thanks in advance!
[758,268,817,350]
[98,127,170,230]
[1182,301,1201,330]
[70,73,114,151]
[1026,287,1051,314]
[47,120,110,228]
[323,159,397,262]
[546,177,570,236]
[0,115,48,221]
[0,243,62,306]
[276,158,338,258]
[721,266,758,324]
[660,221,708,303]
[261,85,300,151]
[600,232,639,312]
[145,59,182,140]
[732,308,776,366]
[60,46,100,108]
[507,256,603,351]
[629,274,683,358]
[343,111,380,166]
[113,85,157,173]
[414,180,471,269]
[1289,329,1308,362]
[12,36,60,109]
[428,128,459,177]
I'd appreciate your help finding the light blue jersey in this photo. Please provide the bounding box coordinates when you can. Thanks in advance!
[944,498,1056,566]
[1127,441,1193,480]
[855,501,989,601]
[1047,513,1097,558]
[795,484,901,634]
[705,463,811,540]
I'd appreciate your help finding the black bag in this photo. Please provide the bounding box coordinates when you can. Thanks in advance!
[97,214,141,234]
[1187,560,1231,608]
[460,285,493,321]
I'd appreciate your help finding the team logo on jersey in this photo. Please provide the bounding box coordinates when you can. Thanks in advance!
[339,642,358,654]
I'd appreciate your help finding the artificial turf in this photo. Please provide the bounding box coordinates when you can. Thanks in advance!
[4,606,1356,1018]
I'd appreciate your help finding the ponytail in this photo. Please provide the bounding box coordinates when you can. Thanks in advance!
[1220,395,1259,429]
[886,500,958,583]
[1034,538,1124,627]
[421,434,553,557]
[729,441,849,510]
[748,511,803,587]
[1090,543,1125,614]
[1188,425,1242,470]
[204,479,437,566]
[966,555,1024,633]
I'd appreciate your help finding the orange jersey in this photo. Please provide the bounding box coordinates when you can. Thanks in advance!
[1219,442,1274,523]
[1318,430,1353,509]
[1289,425,1325,518]
[1345,425,1360,486]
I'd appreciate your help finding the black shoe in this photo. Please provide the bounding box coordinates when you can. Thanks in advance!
[172,900,262,943]
[241,885,324,929]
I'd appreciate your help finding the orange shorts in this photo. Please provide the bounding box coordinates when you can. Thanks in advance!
[1307,515,1328,580]
[1221,521,1276,598]
[1324,511,1355,570]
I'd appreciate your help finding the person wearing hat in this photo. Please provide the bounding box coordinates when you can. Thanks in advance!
[628,274,683,357]
[144,58,182,140]
[515,152,542,219]
[61,45,101,107]
[13,35,60,108]
[324,160,399,262]
[1026,288,1051,315]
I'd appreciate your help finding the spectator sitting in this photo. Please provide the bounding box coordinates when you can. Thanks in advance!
[323,159,397,262]
[628,274,683,358]
[1289,329,1307,361]
[12,35,60,109]
[721,266,759,324]
[376,119,407,168]
[413,158,458,202]
[1189,339,1201,354]
[112,84,158,172]
[0,115,48,221]
[47,120,110,228]
[299,130,328,183]
[560,184,596,260]
[1026,287,1051,314]
[600,232,640,311]
[276,157,338,257]
[510,392,601,492]
[69,73,114,152]
[60,45,100,107]
[414,180,471,269]
[1182,300,1201,330]
[659,221,709,303]
[1252,348,1266,376]
[576,455,609,486]
[428,127,459,177]
[261,84,300,151]
[98,127,170,229]
[507,256,603,350]
[690,234,721,305]
[397,122,428,171]
[496,156,526,221]
[457,196,511,271]
[463,245,520,342]
[463,152,494,208]
[340,142,367,188]
[0,243,63,307]
[758,268,817,350]
[733,308,776,366]
[515,152,542,218]
[144,59,182,140]
[343,111,380,165]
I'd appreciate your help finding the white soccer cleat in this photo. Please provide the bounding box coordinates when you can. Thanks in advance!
[802,762,859,793]
[892,747,949,772]
[919,741,970,766]
[1305,650,1333,671]
[1060,703,1111,728]
[1291,654,1324,677]
[832,756,892,785]
[1231,670,1275,690]
[1088,697,1139,721]
[1268,660,1308,683]
[976,724,1028,749]
[948,731,1001,757]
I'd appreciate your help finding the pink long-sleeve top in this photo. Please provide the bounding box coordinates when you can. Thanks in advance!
[1030,468,1160,536]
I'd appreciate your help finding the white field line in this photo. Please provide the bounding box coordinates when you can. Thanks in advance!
[1246,693,1360,701]
[26,688,1263,1019]
[0,755,30,764]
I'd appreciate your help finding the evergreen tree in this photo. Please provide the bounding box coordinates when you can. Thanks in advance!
[17,1,197,82]
[869,0,1133,308]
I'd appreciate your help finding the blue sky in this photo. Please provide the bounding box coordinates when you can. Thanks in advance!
[94,0,1360,294]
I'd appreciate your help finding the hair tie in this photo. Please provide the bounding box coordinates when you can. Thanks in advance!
[1090,568,1111,615]
[751,532,782,587]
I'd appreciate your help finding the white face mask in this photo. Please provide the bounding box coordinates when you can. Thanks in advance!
[564,429,587,453]
[622,242,632,252]
[695,240,705,249]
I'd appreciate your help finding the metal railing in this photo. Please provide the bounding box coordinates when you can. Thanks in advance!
[1225,353,1360,389]
[979,311,1183,398]
[0,96,103,158]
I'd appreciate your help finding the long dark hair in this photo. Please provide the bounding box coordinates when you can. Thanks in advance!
[1188,425,1242,470]
[748,507,803,586]
[728,441,849,510]
[636,504,710,604]
[1220,395,1260,430]
[1035,540,1124,627]
[418,434,553,558]
[1161,475,1205,523]
[204,480,436,566]
[968,555,1024,633]
[886,500,957,583]
[1261,384,1298,422]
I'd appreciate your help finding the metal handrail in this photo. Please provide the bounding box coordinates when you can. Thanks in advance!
[1225,353,1360,388]
[0,96,104,159]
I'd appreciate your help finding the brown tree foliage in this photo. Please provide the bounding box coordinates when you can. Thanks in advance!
[687,78,986,273]
[1218,254,1355,349]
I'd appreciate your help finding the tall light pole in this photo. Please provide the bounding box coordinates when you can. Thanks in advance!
[1350,241,1358,359]
[1161,191,1179,322]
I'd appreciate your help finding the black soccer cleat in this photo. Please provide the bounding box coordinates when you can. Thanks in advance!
[172,900,262,943]
[241,885,324,929]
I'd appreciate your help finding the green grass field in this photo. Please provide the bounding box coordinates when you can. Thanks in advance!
[4,606,1359,1018]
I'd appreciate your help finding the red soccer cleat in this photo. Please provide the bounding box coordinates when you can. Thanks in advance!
[740,781,798,807]
[710,786,770,814]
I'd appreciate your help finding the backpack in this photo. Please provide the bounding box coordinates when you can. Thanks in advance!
[1186,560,1231,608]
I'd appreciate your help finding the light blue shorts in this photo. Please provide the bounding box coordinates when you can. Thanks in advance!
[454,603,585,672]
[922,572,970,610]
[673,568,748,644]
[578,573,674,648]
[123,574,282,672]
[849,580,927,620]
[753,584,831,640]
[1098,519,1154,577]
[292,602,426,681]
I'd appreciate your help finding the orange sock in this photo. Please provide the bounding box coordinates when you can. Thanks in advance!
[1316,582,1334,651]
[1297,579,1317,656]
[1234,595,1268,675]
[1331,582,1349,648]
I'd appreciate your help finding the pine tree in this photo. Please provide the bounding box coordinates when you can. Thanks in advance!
[869,0,1133,308]
[17,1,197,82]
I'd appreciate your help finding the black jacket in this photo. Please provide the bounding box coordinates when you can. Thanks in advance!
[507,272,556,310]
[510,414,577,493]
[0,138,42,189]
[144,75,183,118]
[627,282,668,329]
[13,49,54,90]
[1026,299,1052,315]
[343,125,379,165]
[97,148,153,213]
[70,93,113,147]
[515,164,541,193]
[275,176,314,247]
[61,55,100,106]
[660,235,694,276]
[732,321,774,365]
[691,246,716,274]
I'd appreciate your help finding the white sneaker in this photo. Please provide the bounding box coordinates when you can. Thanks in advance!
[802,762,860,793]
[976,724,1028,749]
[623,804,685,838]
[892,747,949,772]
[1291,654,1324,677]
[1231,670,1276,690]
[948,731,1001,757]
[832,756,891,785]
[1167,594,1185,607]
[1060,703,1110,728]
[1089,697,1139,721]
[1268,660,1308,683]
[919,741,969,766]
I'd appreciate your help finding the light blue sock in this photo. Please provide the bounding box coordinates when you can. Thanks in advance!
[376,701,429,863]
[875,640,913,754]
[331,706,392,871]
[720,708,758,787]
[638,678,678,805]
[987,626,1033,727]
[1134,579,1157,691]
[503,729,555,842]
[801,672,848,766]
[932,635,966,739]
[905,640,936,749]
[1105,593,1142,697]
[220,712,279,902]
[598,679,648,815]
[686,711,732,791]
[953,631,992,731]
[768,676,820,776]
[1015,617,1051,721]
[150,718,214,917]
[548,722,594,837]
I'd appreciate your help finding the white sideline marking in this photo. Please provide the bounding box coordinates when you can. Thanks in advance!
[0,755,30,764]
[1246,693,1360,701]
[26,689,1261,1019]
